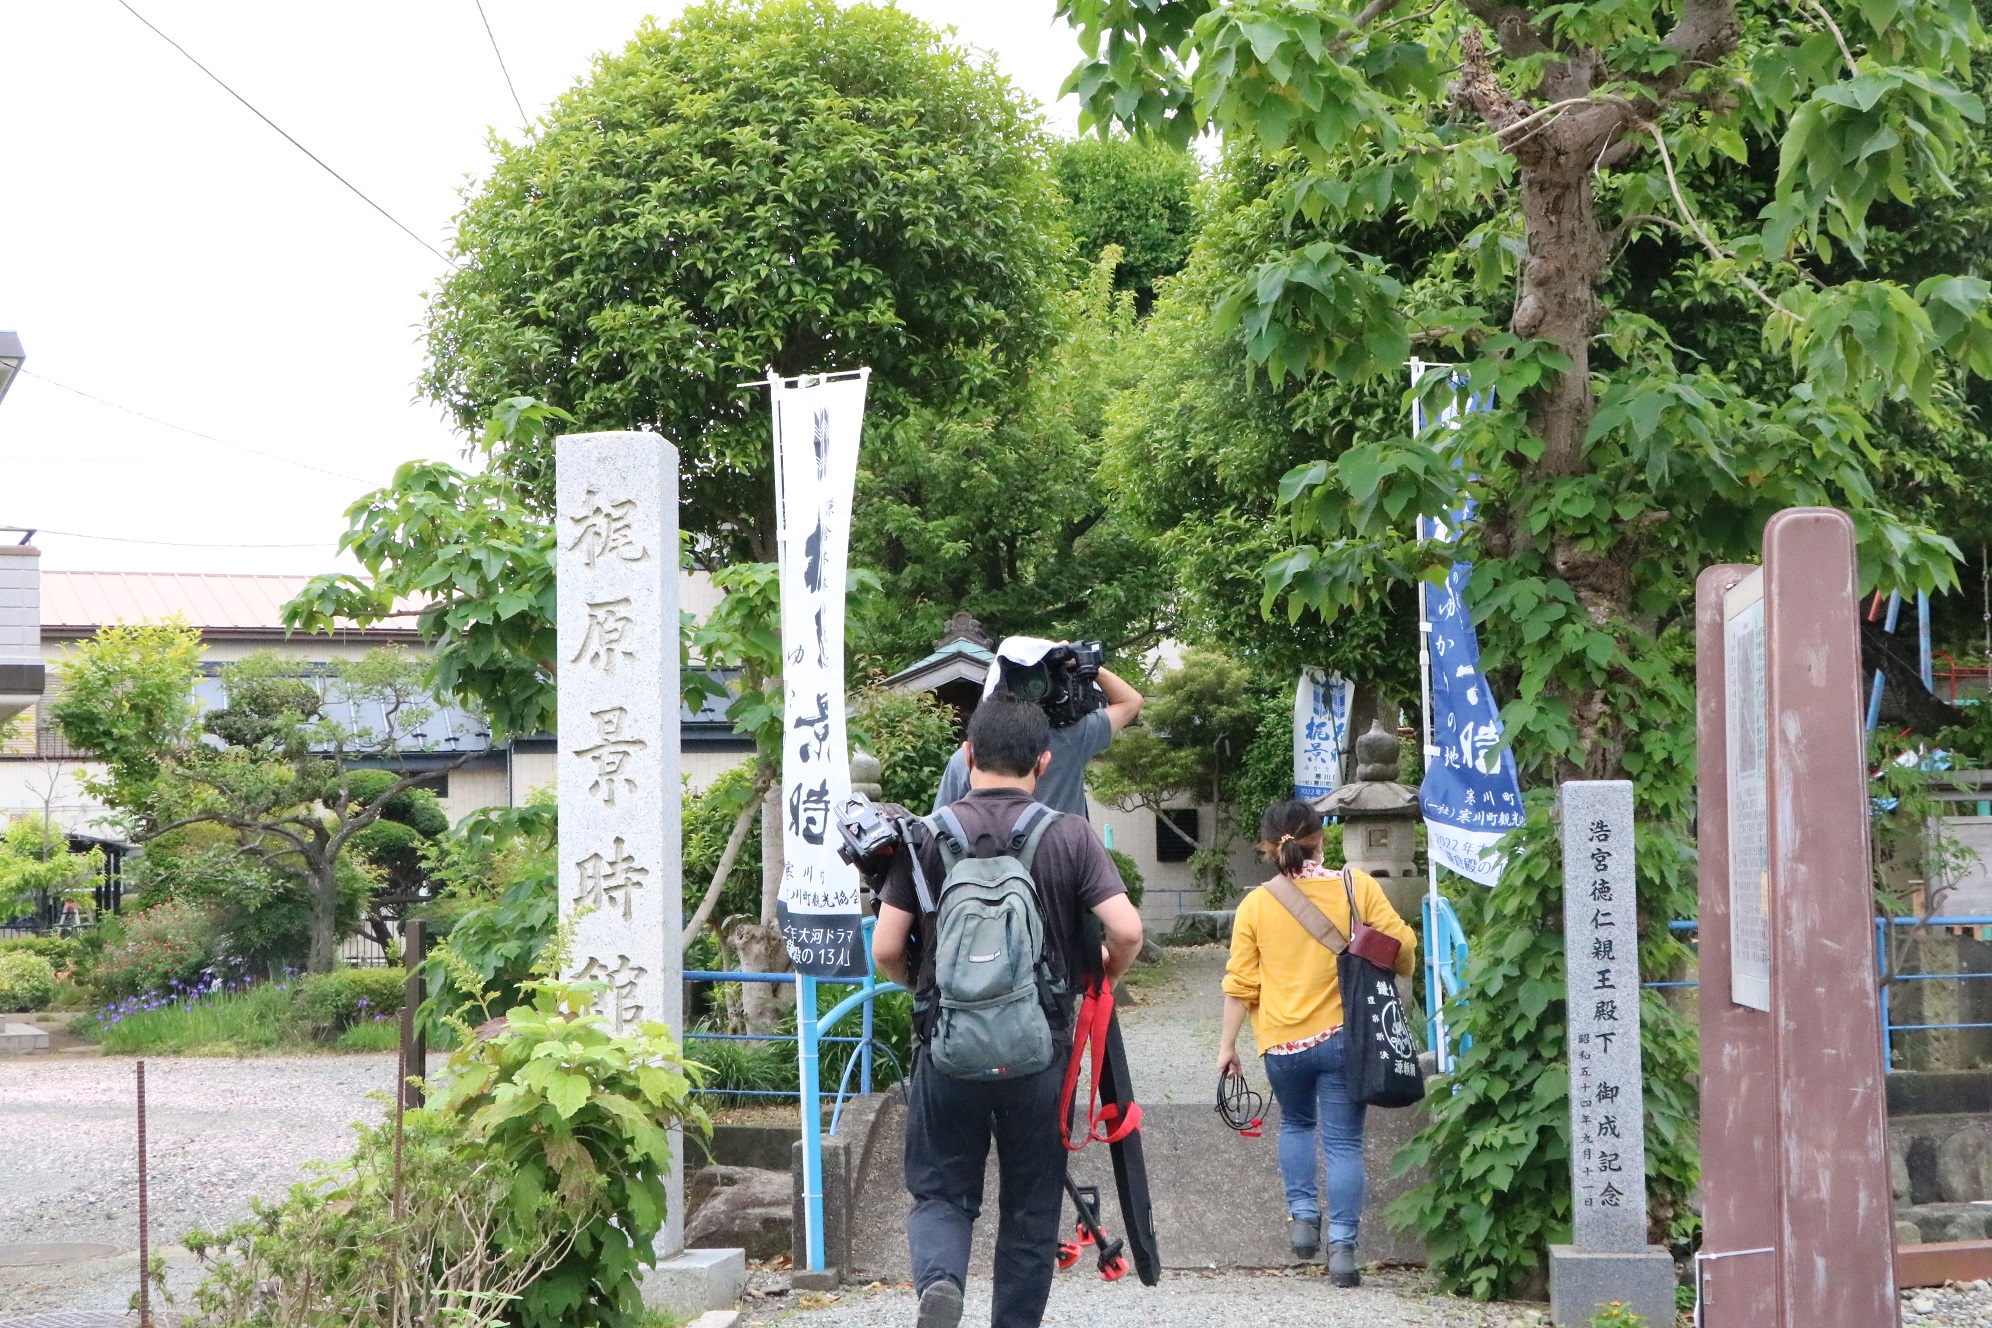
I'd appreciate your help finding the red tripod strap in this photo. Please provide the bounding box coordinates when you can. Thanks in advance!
[1060,981,1143,1152]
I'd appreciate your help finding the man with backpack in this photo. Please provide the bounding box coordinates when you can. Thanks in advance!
[872,693,1145,1328]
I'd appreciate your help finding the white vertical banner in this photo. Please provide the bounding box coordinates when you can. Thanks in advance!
[770,369,870,978]
[1294,668,1355,799]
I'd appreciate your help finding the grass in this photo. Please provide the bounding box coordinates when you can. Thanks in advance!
[89,982,309,1055]
[83,979,431,1057]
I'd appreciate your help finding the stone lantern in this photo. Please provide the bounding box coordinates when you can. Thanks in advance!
[1314,720,1424,922]
[850,748,884,801]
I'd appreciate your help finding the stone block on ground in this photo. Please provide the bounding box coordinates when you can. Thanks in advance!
[1164,912,1234,946]
[686,1166,793,1261]
[641,1246,745,1316]
[1938,1121,1992,1202]
[1,1023,50,1053]
[1901,1201,1992,1244]
[1547,1244,1676,1327]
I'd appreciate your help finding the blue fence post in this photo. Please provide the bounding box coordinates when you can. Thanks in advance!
[860,919,876,1097]
[1867,592,1902,732]
[797,972,826,1272]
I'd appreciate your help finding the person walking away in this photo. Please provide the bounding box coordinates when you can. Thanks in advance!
[874,693,1145,1328]
[1216,798,1417,1286]
[931,637,1144,818]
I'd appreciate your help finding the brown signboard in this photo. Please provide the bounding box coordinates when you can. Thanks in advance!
[1695,508,1898,1328]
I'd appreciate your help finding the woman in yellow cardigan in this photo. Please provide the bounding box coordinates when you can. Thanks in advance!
[1218,798,1418,1286]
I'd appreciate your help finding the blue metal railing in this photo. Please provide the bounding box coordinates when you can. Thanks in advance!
[1875,914,1992,1072]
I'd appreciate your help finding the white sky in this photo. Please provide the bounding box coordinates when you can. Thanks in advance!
[0,1,1083,576]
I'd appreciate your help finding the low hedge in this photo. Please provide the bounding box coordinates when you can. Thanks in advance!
[293,967,407,1037]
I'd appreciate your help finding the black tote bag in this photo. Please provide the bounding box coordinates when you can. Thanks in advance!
[1262,869,1426,1108]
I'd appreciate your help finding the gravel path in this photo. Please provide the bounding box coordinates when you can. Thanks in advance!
[758,1268,1546,1328]
[0,1053,439,1315]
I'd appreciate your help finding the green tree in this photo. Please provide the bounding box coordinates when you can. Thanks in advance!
[851,248,1173,669]
[1054,134,1202,310]
[49,619,205,836]
[56,642,482,973]
[1092,650,1264,905]
[422,0,1068,568]
[0,818,102,925]
[1061,0,1991,1296]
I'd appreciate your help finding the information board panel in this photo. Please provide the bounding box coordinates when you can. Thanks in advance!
[1723,569,1771,1011]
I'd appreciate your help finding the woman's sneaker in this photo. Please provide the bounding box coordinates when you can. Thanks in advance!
[1328,1242,1361,1287]
[916,1279,963,1328]
[1288,1215,1321,1260]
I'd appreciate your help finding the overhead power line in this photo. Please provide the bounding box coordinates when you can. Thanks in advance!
[3,525,329,549]
[474,0,531,133]
[111,0,459,269]
[18,368,371,484]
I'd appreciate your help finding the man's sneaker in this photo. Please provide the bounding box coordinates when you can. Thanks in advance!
[916,1279,964,1328]
[1288,1215,1321,1260]
[1328,1242,1361,1287]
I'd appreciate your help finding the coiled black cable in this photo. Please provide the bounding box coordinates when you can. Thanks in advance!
[1215,1070,1266,1137]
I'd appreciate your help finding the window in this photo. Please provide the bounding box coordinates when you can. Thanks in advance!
[1155,809,1199,863]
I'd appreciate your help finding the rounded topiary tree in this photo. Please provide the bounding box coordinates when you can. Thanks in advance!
[422,0,1070,567]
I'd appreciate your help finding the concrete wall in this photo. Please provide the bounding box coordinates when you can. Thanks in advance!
[1088,792,1264,927]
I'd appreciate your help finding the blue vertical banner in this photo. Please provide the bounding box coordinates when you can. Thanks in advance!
[1413,368,1524,886]
[1293,668,1355,799]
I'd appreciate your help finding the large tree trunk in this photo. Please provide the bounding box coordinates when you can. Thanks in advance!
[306,860,340,973]
[1457,30,1631,781]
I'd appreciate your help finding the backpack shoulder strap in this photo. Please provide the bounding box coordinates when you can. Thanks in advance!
[925,807,970,875]
[1264,873,1348,955]
[1341,866,1362,925]
[1010,801,1061,875]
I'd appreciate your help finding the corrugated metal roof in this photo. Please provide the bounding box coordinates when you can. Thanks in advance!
[40,572,416,634]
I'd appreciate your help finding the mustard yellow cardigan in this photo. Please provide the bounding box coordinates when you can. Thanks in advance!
[1221,868,1419,1050]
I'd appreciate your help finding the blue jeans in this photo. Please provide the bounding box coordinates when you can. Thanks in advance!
[1262,1031,1367,1246]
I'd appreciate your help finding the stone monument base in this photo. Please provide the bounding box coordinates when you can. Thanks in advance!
[1548,1244,1676,1326]
[642,1247,746,1315]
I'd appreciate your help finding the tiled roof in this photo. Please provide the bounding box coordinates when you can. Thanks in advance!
[39,572,417,634]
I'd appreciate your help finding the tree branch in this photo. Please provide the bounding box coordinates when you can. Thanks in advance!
[681,771,772,952]
[1352,0,1406,27]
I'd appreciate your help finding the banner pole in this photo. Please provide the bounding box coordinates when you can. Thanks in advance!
[800,972,826,1272]
[1409,358,1450,1073]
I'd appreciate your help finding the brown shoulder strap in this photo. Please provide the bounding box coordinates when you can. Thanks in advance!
[1262,874,1348,954]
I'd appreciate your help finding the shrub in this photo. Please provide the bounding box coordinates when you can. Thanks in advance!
[849,687,960,809]
[89,898,229,1002]
[436,978,708,1328]
[0,934,83,971]
[293,967,406,1038]
[0,950,56,1011]
[184,1109,569,1328]
[1108,848,1146,910]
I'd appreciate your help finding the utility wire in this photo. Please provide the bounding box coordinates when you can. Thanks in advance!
[474,0,531,133]
[111,0,459,269]
[18,368,371,484]
[3,526,329,549]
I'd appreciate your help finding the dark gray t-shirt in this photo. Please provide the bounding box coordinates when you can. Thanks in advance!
[880,786,1126,995]
[931,708,1112,818]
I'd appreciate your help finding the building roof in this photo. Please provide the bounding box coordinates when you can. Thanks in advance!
[883,637,995,692]
[40,572,418,637]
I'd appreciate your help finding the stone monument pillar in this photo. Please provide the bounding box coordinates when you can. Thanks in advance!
[557,435,743,1313]
[1315,720,1423,921]
[1548,779,1674,1326]
[1695,508,1898,1328]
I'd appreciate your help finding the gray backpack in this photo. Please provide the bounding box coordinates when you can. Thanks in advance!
[912,802,1064,1081]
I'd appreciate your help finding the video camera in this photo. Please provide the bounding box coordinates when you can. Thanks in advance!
[998,640,1106,729]
[835,792,912,890]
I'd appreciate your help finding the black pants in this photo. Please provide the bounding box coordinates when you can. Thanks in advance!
[904,1059,1068,1328]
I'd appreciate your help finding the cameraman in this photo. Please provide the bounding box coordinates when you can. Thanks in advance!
[873,693,1145,1328]
[930,637,1144,819]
